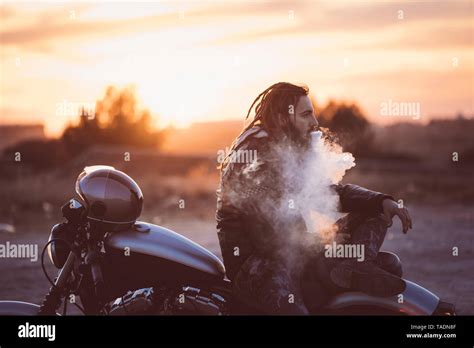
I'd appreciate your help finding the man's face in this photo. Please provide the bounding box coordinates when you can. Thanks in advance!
[290,95,319,139]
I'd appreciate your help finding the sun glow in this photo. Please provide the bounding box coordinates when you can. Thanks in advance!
[1,1,472,136]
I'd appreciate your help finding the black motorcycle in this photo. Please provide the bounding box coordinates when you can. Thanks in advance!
[0,166,455,316]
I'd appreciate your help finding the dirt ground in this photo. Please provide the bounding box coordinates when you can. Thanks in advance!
[0,203,472,314]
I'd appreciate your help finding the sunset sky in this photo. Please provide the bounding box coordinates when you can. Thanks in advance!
[1,1,473,136]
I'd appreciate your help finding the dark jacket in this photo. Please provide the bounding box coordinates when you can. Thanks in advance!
[216,126,392,279]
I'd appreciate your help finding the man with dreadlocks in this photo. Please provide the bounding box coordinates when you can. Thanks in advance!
[216,82,412,314]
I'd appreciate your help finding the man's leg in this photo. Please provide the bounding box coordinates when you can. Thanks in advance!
[350,213,388,260]
[375,251,403,278]
[335,214,404,276]
[233,255,309,315]
[318,213,406,297]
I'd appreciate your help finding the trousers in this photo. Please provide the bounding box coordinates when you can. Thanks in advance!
[232,213,399,314]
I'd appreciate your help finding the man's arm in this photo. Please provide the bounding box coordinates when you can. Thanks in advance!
[331,183,395,215]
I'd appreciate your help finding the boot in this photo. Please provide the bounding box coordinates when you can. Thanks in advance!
[329,259,406,297]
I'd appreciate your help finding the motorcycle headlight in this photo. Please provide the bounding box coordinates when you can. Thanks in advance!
[47,223,70,268]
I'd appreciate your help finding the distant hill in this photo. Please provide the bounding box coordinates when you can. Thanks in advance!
[0,124,45,151]
[162,119,243,155]
[3,117,472,164]
[161,117,474,163]
[373,117,474,163]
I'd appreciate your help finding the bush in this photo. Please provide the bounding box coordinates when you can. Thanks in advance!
[317,100,374,156]
[3,86,165,170]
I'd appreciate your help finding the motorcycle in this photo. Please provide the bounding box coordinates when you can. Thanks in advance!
[0,166,455,316]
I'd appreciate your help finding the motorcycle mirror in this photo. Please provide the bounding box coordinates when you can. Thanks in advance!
[61,198,86,224]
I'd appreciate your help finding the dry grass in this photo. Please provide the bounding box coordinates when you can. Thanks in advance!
[0,151,472,314]
[1,152,472,223]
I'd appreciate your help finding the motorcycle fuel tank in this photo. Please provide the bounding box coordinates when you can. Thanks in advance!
[102,222,226,298]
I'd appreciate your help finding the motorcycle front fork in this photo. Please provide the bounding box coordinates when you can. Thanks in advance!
[38,252,77,315]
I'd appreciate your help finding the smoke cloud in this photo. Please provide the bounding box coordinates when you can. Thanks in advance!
[290,131,355,236]
[263,130,356,264]
[224,129,356,270]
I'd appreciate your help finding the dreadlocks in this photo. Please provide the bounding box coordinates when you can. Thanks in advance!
[242,82,309,139]
[218,82,310,170]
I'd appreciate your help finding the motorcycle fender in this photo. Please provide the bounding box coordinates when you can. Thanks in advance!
[0,301,59,316]
[324,280,440,315]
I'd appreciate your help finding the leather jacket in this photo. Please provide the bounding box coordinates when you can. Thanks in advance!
[216,126,392,279]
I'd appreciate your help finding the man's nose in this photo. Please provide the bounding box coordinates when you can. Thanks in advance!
[313,117,319,128]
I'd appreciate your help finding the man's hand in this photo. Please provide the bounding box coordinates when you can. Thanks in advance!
[382,199,413,234]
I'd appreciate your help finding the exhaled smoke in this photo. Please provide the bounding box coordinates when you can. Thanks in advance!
[225,128,355,269]
[274,130,355,246]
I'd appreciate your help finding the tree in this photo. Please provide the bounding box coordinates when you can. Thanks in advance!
[3,86,165,171]
[317,100,374,156]
[62,85,164,154]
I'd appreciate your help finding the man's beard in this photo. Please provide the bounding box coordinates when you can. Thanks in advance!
[281,124,313,151]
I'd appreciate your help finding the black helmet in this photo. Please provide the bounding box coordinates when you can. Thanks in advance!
[75,166,143,231]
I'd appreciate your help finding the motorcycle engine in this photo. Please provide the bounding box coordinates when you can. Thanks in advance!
[104,288,156,315]
[104,286,227,315]
[167,286,227,315]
